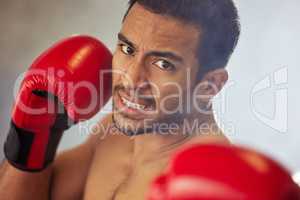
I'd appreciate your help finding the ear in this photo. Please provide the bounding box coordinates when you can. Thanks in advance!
[198,68,228,97]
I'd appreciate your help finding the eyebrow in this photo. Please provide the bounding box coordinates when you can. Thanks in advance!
[117,32,184,63]
[118,33,136,49]
[146,51,184,63]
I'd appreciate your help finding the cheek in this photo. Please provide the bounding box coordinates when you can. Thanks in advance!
[150,69,197,107]
[150,70,190,96]
[154,84,182,108]
[112,51,125,72]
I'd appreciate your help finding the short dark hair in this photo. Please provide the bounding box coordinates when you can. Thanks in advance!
[124,0,240,76]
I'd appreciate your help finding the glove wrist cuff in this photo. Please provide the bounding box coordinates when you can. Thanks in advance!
[4,121,63,172]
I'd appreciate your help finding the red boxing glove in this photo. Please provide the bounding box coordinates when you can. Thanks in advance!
[148,144,300,200]
[4,35,112,172]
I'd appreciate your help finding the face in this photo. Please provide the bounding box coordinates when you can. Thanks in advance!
[112,4,202,136]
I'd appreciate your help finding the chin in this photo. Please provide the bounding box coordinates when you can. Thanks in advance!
[112,111,152,136]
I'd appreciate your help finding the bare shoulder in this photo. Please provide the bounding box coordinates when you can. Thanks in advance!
[178,134,231,152]
[191,134,231,145]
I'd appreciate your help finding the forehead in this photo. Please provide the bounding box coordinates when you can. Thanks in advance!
[121,3,201,53]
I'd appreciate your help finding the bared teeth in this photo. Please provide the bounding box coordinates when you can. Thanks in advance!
[121,97,146,110]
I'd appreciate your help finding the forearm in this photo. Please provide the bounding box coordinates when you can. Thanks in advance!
[0,160,52,200]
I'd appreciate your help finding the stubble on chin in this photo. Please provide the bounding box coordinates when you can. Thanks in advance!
[112,111,147,136]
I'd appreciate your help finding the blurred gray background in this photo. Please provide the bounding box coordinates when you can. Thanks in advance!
[0,0,299,173]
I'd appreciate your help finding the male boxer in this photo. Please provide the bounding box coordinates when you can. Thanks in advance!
[0,0,241,199]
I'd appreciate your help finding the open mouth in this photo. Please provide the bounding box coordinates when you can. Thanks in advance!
[115,90,156,115]
[120,96,147,111]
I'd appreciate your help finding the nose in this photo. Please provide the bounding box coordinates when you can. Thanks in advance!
[122,58,148,91]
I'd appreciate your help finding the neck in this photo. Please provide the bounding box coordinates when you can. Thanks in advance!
[132,113,227,164]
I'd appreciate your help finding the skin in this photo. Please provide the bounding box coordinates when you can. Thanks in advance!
[0,3,230,200]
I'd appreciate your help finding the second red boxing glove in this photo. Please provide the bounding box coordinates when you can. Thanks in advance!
[148,144,300,200]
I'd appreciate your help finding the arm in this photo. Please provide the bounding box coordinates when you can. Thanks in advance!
[0,159,52,200]
[0,132,99,200]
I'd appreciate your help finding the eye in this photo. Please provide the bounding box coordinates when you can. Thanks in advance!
[153,60,176,71]
[119,44,135,56]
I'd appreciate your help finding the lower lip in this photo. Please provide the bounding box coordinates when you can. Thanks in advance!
[116,93,153,119]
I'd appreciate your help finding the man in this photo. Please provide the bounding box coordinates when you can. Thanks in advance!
[0,0,240,199]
